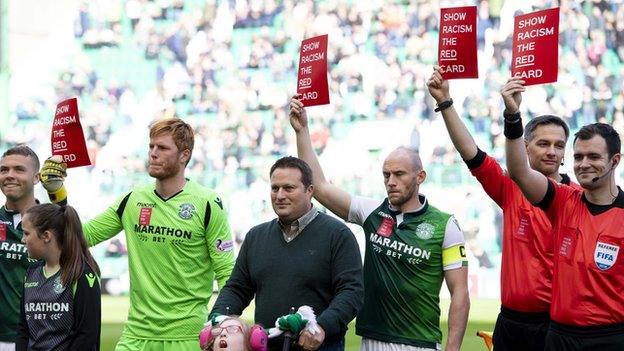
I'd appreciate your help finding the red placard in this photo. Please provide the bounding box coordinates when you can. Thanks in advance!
[511,7,560,86]
[51,98,91,168]
[0,223,6,241]
[438,6,478,79]
[297,34,330,107]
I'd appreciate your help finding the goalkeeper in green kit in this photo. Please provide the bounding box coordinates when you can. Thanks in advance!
[40,118,235,351]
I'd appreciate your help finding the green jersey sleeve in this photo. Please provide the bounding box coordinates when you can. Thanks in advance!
[82,192,130,246]
[204,197,235,290]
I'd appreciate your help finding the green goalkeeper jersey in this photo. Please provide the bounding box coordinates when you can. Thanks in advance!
[83,180,235,340]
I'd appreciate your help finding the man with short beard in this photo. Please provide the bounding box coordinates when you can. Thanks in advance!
[43,118,235,351]
[0,146,40,351]
[289,96,469,351]
[503,77,624,350]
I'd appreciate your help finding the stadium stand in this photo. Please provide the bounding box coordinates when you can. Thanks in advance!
[2,0,623,296]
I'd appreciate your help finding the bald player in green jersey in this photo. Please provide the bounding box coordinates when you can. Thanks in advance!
[289,95,469,351]
[41,119,235,351]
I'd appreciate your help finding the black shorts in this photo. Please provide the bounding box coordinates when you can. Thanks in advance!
[545,320,624,351]
[492,306,550,351]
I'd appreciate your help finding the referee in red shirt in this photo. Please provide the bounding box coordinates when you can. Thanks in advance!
[427,67,579,351]
[503,76,624,350]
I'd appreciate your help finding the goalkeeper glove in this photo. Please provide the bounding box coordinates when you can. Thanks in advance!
[39,156,67,204]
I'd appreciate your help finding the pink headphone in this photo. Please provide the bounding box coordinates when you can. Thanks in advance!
[199,323,268,351]
[249,325,269,351]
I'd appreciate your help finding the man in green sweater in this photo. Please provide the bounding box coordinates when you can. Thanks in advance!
[210,156,363,351]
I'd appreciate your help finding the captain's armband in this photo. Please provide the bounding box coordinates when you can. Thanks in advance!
[442,244,468,270]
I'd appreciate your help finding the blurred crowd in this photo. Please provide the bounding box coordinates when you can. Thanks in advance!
[3,0,623,276]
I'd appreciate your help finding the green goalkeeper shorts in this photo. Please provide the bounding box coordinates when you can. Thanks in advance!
[115,336,199,351]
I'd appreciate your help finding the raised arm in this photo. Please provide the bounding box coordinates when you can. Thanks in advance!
[427,66,478,160]
[502,77,549,204]
[289,95,352,220]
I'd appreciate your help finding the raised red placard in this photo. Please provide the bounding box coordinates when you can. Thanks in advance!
[511,8,560,86]
[297,34,330,107]
[51,98,91,168]
[438,6,478,79]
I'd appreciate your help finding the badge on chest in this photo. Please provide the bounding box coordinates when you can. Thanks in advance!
[376,217,394,238]
[595,241,620,271]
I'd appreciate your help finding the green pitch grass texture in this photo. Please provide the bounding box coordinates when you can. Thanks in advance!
[101,296,499,350]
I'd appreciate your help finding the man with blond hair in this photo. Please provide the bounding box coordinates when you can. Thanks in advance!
[42,119,235,350]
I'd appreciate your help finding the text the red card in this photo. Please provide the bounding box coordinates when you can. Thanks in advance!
[438,6,478,79]
[51,98,91,168]
[297,34,330,107]
[511,7,560,86]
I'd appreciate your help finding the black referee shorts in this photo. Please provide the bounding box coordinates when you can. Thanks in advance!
[492,306,550,351]
[545,320,624,351]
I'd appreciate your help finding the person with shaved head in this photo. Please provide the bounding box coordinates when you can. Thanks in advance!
[289,95,469,351]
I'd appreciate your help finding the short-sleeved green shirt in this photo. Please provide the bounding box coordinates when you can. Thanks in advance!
[349,195,467,348]
[83,180,235,340]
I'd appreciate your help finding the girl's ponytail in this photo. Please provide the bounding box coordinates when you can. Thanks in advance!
[60,206,100,287]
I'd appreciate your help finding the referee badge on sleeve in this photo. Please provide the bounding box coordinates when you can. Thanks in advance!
[594,241,619,271]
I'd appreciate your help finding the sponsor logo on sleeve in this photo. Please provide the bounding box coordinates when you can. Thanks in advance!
[85,273,97,288]
[595,241,619,271]
[214,197,223,210]
[215,239,234,252]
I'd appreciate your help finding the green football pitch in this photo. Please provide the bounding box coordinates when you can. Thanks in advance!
[101,296,498,351]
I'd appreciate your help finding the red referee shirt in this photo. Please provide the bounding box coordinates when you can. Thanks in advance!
[539,181,624,326]
[468,150,578,312]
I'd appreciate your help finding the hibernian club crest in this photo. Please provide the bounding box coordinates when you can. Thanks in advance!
[53,276,65,294]
[178,203,196,220]
[415,223,435,240]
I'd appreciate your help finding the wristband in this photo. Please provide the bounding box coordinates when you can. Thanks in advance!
[503,110,521,121]
[434,99,453,112]
[48,186,67,204]
[503,112,524,139]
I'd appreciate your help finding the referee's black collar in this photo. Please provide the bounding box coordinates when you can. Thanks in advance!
[581,186,624,215]
[560,173,572,185]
